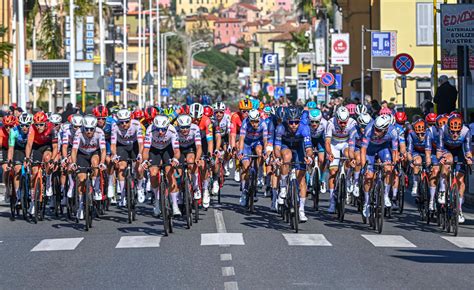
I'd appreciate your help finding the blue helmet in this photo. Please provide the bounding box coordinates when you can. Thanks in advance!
[263,105,272,114]
[286,107,302,121]
[276,107,286,121]
[309,109,322,122]
[306,101,317,110]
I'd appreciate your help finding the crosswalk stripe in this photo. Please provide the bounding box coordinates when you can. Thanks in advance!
[362,235,416,248]
[31,238,84,252]
[282,234,332,246]
[201,233,245,246]
[115,236,161,248]
[441,236,474,249]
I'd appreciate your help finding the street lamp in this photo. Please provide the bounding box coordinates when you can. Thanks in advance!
[161,32,176,88]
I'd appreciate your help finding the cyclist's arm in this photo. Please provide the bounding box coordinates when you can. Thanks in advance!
[390,130,399,164]
[142,129,151,161]
[360,146,367,168]
[137,123,144,157]
[25,128,34,160]
[99,133,106,164]
[110,125,117,157]
[7,129,16,162]
[51,131,59,161]
[206,121,214,155]
[171,129,181,161]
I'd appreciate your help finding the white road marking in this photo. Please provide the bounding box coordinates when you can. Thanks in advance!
[362,235,416,248]
[115,236,161,248]
[201,233,245,246]
[214,209,226,233]
[441,236,474,249]
[283,234,332,246]
[222,266,235,277]
[220,253,232,261]
[224,281,239,290]
[31,238,84,252]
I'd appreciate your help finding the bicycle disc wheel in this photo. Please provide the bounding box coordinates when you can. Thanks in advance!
[452,185,459,236]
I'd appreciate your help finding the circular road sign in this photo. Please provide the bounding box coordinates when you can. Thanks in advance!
[393,53,415,75]
[333,39,348,54]
[320,72,335,87]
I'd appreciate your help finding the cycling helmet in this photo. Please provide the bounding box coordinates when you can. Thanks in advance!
[346,104,356,115]
[379,107,392,115]
[71,114,84,127]
[309,109,322,122]
[357,113,372,127]
[448,115,463,131]
[163,107,174,117]
[450,111,462,119]
[190,103,204,119]
[153,115,170,129]
[132,109,144,120]
[82,115,98,129]
[177,115,192,127]
[355,104,367,115]
[263,105,272,114]
[213,102,226,112]
[238,99,253,110]
[203,106,213,118]
[425,113,437,124]
[116,109,131,121]
[18,113,33,125]
[413,119,426,134]
[2,115,18,127]
[33,111,48,124]
[336,106,350,122]
[374,115,391,131]
[144,106,158,121]
[50,113,62,125]
[276,107,286,121]
[286,107,302,121]
[179,105,190,115]
[259,101,264,111]
[395,111,407,124]
[92,105,108,118]
[436,114,448,128]
[306,101,317,110]
[248,109,260,121]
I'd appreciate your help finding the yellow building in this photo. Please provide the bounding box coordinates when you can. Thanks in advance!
[176,0,237,15]
[255,0,275,16]
[184,14,218,34]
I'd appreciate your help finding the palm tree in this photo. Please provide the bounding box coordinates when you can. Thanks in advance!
[0,26,14,74]
[208,73,240,101]
[188,78,210,97]
[166,35,185,78]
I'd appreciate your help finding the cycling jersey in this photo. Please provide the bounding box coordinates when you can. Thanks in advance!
[394,123,406,144]
[349,124,369,152]
[8,126,28,150]
[362,123,398,172]
[214,114,231,136]
[310,118,328,153]
[407,131,427,154]
[177,124,202,149]
[438,125,471,154]
[263,116,275,146]
[240,119,268,145]
[72,128,106,155]
[275,123,312,170]
[230,112,244,136]
[29,122,57,146]
[426,126,441,152]
[197,115,214,143]
[325,117,356,145]
[111,119,144,146]
[144,125,180,150]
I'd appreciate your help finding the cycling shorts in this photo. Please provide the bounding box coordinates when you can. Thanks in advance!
[311,137,325,153]
[77,150,100,173]
[329,142,349,168]
[444,148,468,174]
[281,144,306,171]
[179,145,196,164]
[0,148,7,164]
[366,145,392,173]
[242,140,263,161]
[149,145,174,167]
[13,149,26,164]
[32,143,52,163]
[412,151,439,166]
[116,142,139,161]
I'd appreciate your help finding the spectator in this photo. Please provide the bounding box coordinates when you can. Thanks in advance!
[420,95,434,115]
[61,102,76,121]
[434,75,457,115]
[469,112,474,148]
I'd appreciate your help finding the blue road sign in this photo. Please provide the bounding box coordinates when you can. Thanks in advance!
[329,74,342,90]
[393,53,415,75]
[275,86,285,99]
[371,32,392,57]
[320,72,335,87]
[262,53,278,69]
[308,79,318,90]
[161,88,170,97]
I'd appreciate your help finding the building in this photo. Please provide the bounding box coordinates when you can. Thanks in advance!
[176,0,237,16]
[242,19,272,43]
[274,0,293,12]
[0,0,12,104]
[214,18,243,45]
[184,14,218,34]
[220,2,261,23]
[255,0,275,16]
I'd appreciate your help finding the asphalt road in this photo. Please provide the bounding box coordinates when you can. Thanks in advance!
[1,175,474,290]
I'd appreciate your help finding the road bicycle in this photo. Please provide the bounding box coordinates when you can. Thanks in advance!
[28,160,48,224]
[333,157,349,222]
[243,154,260,213]
[124,159,138,224]
[74,165,102,231]
[368,162,387,234]
[6,162,19,221]
[412,162,431,223]
[306,152,321,211]
[396,162,407,214]
[279,161,306,233]
[178,161,196,229]
[152,162,174,236]
[213,154,225,204]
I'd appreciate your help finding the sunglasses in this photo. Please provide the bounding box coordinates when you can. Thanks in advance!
[338,121,348,126]
[240,110,249,113]
[74,126,81,130]
[450,130,461,135]
[157,128,167,133]
[180,126,191,130]
[119,120,130,125]
[288,120,300,125]
[215,110,224,114]
[35,123,45,128]
[97,117,106,121]
[311,120,320,124]
[84,128,95,132]
[20,124,30,128]
[250,120,259,124]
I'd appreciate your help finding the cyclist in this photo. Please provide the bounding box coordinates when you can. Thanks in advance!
[325,106,356,213]
[110,109,145,206]
[144,106,158,128]
[407,119,430,197]
[176,114,202,202]
[142,115,181,216]
[7,113,31,205]
[355,104,368,116]
[348,113,372,198]
[274,107,313,222]
[237,109,269,206]
[360,114,399,217]
[213,102,231,177]
[262,105,276,198]
[438,114,472,223]
[230,99,252,182]
[309,108,328,193]
[61,114,83,201]
[25,111,59,215]
[69,115,107,219]
[1,115,18,202]
[204,106,223,196]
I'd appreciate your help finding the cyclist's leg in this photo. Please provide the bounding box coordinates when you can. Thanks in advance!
[90,154,101,200]
[240,143,252,205]
[278,147,292,203]
[363,148,376,210]
[328,143,342,211]
[41,147,53,197]
[379,148,393,206]
[294,146,308,220]
[353,149,362,197]
[429,154,440,209]
[438,152,452,204]
[411,154,422,196]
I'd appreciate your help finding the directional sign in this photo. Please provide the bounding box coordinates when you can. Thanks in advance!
[329,74,342,90]
[371,32,396,57]
[161,87,170,97]
[307,79,318,90]
[320,72,335,87]
[393,53,415,75]
[275,86,285,99]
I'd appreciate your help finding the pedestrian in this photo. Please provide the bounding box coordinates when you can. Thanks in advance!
[61,102,76,121]
[420,95,434,115]
[434,75,457,115]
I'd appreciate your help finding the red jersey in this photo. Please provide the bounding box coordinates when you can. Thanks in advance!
[197,115,214,142]
[0,127,8,148]
[230,112,244,135]
[28,122,57,146]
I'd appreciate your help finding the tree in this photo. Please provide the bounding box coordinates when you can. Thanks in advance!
[166,35,185,77]
[0,26,14,75]
[188,79,210,97]
[207,73,240,101]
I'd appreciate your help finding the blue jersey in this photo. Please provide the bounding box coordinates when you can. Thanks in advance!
[362,123,398,151]
[407,131,428,154]
[439,124,471,154]
[263,117,275,145]
[102,116,117,141]
[301,110,310,126]
[8,126,28,149]
[275,123,312,150]
[349,124,367,150]
[240,118,268,145]
[394,124,406,144]
[425,126,441,152]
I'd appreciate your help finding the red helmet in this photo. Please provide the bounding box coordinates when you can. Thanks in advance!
[132,109,144,120]
[395,112,407,124]
[33,111,48,124]
[92,105,108,118]
[203,106,213,118]
[144,106,158,122]
[180,105,190,115]
[425,113,437,124]
[2,115,18,127]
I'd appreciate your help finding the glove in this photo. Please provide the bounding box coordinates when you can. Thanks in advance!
[98,163,107,170]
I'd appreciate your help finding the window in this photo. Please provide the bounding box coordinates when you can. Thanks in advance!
[190,0,192,4]
[416,79,433,107]
[416,2,440,46]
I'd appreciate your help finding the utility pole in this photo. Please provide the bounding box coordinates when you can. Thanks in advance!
[149,0,154,105]
[361,25,365,105]
[11,7,17,105]
[156,0,161,107]
[138,0,143,108]
[99,0,105,105]
[69,0,76,107]
[18,0,27,109]
[123,0,128,107]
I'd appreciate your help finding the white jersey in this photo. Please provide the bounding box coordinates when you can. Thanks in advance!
[325,117,356,145]
[144,124,180,150]
[72,127,106,155]
[61,123,78,148]
[177,123,202,148]
[215,114,231,136]
[310,118,328,139]
[111,119,143,145]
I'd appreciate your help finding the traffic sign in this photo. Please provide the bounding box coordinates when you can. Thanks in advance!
[320,72,335,87]
[393,53,415,75]
[371,32,396,57]
[161,87,170,97]
[275,86,285,99]
[307,79,318,90]
[262,53,278,70]
[267,85,275,96]
[329,74,342,90]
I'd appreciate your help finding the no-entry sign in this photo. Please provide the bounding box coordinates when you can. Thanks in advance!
[392,53,415,75]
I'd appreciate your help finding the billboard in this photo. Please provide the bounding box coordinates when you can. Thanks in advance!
[370,31,397,69]
[331,33,350,65]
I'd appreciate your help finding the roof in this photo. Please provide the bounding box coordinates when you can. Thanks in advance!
[244,19,272,27]
[185,14,219,22]
[269,23,311,42]
[273,21,299,33]
[215,18,243,24]
[193,60,207,68]
[237,3,261,12]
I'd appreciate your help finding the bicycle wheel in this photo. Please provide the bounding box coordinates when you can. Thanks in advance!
[375,180,384,234]
[8,173,16,221]
[398,173,405,214]
[452,184,459,236]
[53,174,61,217]
[160,178,169,236]
[20,174,29,221]
[125,174,133,224]
[312,169,320,211]
[218,162,224,204]
[337,176,346,222]
[166,194,173,234]
[184,173,192,229]
[423,178,431,225]
[33,178,42,224]
[291,179,299,233]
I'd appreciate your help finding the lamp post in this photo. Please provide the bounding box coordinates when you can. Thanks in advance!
[69,0,76,107]
[99,0,105,105]
[161,32,176,88]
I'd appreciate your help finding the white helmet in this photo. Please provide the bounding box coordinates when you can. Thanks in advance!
[213,102,226,111]
[357,113,372,127]
[336,106,350,122]
[153,115,170,129]
[389,114,395,125]
[116,109,131,121]
[374,115,391,131]
[50,113,62,125]
[248,109,260,121]
[71,114,84,127]
[355,104,367,116]
[82,115,97,129]
[189,103,204,119]
[18,113,33,125]
[177,115,192,127]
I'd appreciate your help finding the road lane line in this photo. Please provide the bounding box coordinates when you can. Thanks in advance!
[441,236,474,249]
[31,238,84,252]
[222,267,235,277]
[224,281,239,290]
[201,233,245,246]
[362,235,417,248]
[283,234,333,246]
[115,236,161,248]
[214,209,227,233]
[220,253,232,261]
